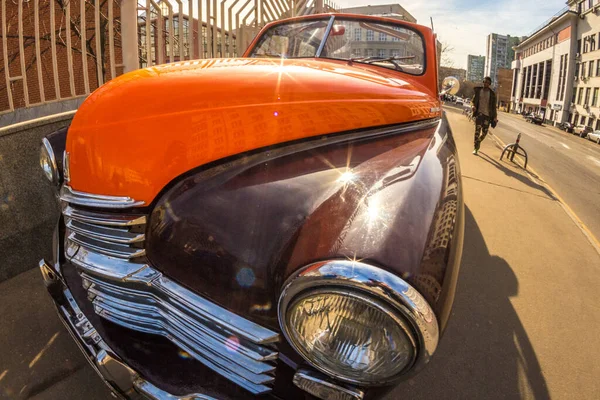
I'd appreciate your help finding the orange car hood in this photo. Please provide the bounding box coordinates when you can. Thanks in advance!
[67,58,440,205]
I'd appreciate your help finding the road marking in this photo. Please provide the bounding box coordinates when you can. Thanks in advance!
[489,134,600,258]
[560,142,570,149]
[588,155,600,167]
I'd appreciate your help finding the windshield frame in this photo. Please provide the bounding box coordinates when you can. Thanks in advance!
[246,14,428,77]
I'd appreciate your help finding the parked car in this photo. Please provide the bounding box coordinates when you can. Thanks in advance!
[587,130,600,143]
[38,13,464,400]
[525,114,544,125]
[455,97,464,106]
[558,122,574,133]
[573,124,594,138]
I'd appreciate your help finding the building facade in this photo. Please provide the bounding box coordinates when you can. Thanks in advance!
[486,34,523,86]
[497,67,513,109]
[510,8,578,125]
[342,4,417,23]
[568,0,600,129]
[467,55,485,82]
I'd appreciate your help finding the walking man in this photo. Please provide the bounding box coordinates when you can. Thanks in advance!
[471,76,498,155]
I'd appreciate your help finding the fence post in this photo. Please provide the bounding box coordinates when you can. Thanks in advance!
[121,0,139,73]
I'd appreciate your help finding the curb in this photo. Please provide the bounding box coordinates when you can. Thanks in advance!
[0,110,76,138]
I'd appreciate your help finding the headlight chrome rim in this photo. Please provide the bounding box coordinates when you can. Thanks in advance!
[278,260,439,385]
[40,137,60,186]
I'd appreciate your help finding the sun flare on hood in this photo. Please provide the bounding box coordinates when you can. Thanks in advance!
[66,58,440,205]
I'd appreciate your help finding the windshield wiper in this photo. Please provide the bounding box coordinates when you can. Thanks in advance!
[349,55,416,71]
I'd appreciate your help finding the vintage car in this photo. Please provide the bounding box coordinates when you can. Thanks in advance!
[38,13,464,400]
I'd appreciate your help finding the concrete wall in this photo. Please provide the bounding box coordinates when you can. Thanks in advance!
[0,112,74,282]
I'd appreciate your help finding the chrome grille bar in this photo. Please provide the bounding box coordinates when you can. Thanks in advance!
[66,219,145,244]
[76,264,278,394]
[64,205,147,226]
[69,233,146,259]
[61,185,145,208]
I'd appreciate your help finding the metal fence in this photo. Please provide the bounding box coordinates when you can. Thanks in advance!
[0,0,338,117]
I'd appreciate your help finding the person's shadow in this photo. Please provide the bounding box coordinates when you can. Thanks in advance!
[387,206,550,399]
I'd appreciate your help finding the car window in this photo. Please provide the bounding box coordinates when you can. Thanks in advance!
[249,19,329,58]
[322,18,425,75]
[248,17,425,75]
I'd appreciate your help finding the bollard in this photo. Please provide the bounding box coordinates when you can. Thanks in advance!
[500,132,528,169]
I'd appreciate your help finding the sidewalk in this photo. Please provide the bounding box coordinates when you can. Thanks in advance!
[397,108,600,399]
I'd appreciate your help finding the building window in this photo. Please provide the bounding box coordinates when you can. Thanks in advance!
[596,119,600,130]
[378,49,385,58]
[593,88,599,106]
[366,30,374,41]
[585,87,591,106]
[590,60,595,77]
[543,60,552,100]
[366,48,373,57]
[379,32,387,41]
[578,39,582,54]
[581,115,586,125]
[588,116,594,127]
[584,37,589,53]
[354,28,361,41]
[557,55,564,101]
[582,62,587,77]
[592,35,597,52]
[578,87,584,104]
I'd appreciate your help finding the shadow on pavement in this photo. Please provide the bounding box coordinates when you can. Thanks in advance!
[390,206,550,399]
[0,269,111,400]
[476,151,557,201]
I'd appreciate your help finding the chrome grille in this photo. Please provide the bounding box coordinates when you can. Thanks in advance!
[64,205,147,259]
[61,194,279,395]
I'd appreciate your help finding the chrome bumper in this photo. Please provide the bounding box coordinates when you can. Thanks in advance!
[39,259,218,400]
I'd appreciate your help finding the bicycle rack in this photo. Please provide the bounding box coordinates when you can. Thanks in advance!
[500,133,528,169]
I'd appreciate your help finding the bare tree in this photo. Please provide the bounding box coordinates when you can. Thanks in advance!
[440,41,455,68]
[0,0,122,99]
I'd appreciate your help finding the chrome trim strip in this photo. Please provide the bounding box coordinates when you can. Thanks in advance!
[316,15,336,58]
[68,247,145,281]
[75,262,279,394]
[134,379,218,400]
[66,219,145,244]
[41,137,60,186]
[63,151,70,183]
[64,205,147,226]
[61,185,145,208]
[293,369,364,400]
[278,260,439,383]
[69,232,147,259]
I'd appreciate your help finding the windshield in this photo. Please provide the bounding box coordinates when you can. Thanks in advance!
[248,17,425,75]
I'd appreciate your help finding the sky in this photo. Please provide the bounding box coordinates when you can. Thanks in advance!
[337,0,570,69]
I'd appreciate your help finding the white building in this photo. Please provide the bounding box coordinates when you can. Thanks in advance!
[568,0,600,129]
[510,8,578,125]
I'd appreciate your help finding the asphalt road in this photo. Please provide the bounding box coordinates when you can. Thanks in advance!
[481,111,600,242]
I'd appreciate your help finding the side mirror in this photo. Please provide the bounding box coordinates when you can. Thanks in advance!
[330,25,346,36]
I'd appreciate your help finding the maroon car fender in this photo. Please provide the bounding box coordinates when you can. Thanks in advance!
[146,115,463,338]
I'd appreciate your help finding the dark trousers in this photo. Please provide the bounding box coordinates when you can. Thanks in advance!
[474,114,491,150]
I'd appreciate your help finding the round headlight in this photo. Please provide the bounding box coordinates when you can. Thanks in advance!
[285,288,416,385]
[40,138,59,185]
[279,260,439,387]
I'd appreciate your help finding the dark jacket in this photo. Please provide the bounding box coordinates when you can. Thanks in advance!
[472,87,497,120]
